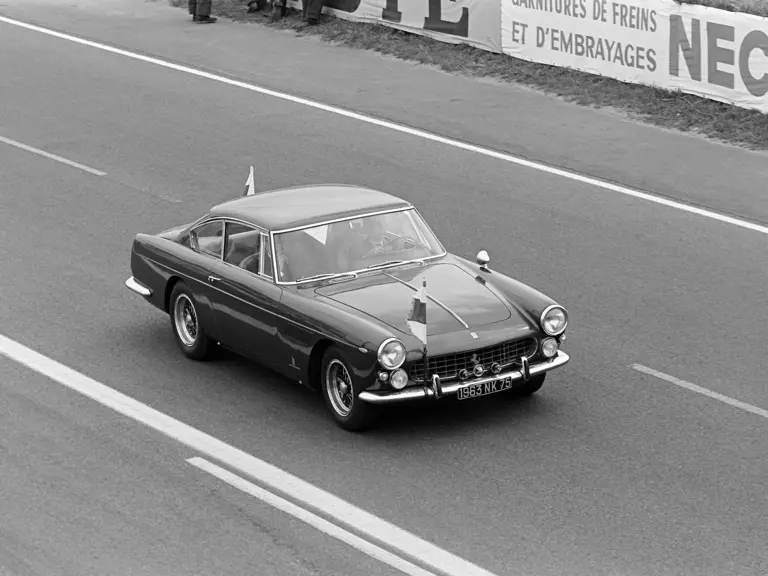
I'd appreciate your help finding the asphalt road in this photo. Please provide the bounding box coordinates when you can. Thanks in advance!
[0,358,409,576]
[1,2,767,576]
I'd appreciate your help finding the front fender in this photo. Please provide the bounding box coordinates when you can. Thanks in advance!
[452,254,563,326]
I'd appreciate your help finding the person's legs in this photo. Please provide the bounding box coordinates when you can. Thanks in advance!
[303,0,324,24]
[195,0,211,15]
[193,0,217,22]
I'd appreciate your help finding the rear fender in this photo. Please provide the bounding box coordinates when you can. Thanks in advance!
[129,234,218,336]
[130,235,170,312]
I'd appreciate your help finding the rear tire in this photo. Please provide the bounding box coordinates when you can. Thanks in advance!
[169,282,212,360]
[320,346,377,432]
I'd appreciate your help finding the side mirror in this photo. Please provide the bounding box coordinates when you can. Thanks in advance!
[476,250,490,271]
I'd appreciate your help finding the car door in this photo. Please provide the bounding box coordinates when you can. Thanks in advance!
[208,221,284,364]
[181,218,227,339]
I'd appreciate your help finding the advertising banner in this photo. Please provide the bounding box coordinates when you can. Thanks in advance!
[320,0,503,53]
[500,0,768,113]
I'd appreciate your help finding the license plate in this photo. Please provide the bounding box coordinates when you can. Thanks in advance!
[456,376,513,400]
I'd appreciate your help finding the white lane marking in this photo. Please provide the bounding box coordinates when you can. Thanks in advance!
[187,457,438,576]
[0,333,498,576]
[631,364,768,421]
[0,134,106,176]
[2,16,768,237]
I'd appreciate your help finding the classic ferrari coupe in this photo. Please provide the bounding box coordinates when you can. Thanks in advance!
[125,169,570,431]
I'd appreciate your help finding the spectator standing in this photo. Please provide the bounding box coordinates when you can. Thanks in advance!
[188,0,217,23]
[302,0,324,24]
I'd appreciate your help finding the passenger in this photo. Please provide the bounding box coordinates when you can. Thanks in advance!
[274,238,291,281]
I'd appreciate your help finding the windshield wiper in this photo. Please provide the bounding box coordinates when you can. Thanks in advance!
[365,260,407,270]
[366,259,429,270]
[297,272,358,282]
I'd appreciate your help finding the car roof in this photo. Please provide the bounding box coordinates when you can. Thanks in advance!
[209,184,413,231]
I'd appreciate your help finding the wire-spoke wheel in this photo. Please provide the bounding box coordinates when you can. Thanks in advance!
[169,282,211,360]
[173,294,198,347]
[321,347,376,432]
[326,359,355,418]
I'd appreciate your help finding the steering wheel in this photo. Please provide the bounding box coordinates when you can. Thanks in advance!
[361,235,400,259]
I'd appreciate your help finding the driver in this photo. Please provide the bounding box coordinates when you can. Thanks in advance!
[335,218,391,270]
[360,219,387,256]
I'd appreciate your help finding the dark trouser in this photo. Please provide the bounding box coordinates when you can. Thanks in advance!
[302,0,323,20]
[188,0,212,16]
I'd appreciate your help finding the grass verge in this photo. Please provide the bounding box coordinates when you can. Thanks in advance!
[169,0,768,151]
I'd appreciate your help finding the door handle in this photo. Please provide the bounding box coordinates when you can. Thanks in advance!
[208,275,221,283]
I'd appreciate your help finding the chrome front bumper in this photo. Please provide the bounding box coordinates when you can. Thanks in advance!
[359,351,570,404]
[125,276,153,297]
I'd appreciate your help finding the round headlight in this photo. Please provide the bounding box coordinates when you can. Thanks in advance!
[541,337,558,358]
[540,305,568,336]
[390,369,408,390]
[377,338,406,370]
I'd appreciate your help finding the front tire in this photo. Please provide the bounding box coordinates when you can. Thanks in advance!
[169,282,212,360]
[320,347,377,432]
[514,373,546,396]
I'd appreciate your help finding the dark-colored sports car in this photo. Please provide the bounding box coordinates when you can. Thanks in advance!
[125,172,570,431]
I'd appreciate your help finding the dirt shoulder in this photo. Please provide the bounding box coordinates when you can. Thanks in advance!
[681,0,767,17]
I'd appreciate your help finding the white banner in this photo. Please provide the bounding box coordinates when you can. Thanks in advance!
[501,0,768,113]
[317,0,503,53]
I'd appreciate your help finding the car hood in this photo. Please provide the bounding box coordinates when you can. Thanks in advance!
[315,262,529,337]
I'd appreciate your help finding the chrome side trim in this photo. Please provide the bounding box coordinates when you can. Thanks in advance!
[125,276,152,297]
[359,351,570,404]
[382,272,469,329]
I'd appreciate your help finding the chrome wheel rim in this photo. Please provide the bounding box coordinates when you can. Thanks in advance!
[173,294,198,347]
[326,359,354,417]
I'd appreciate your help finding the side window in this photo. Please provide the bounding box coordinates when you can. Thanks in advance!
[262,233,273,278]
[189,221,224,258]
[224,222,262,274]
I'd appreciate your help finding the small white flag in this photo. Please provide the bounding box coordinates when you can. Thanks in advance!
[243,165,256,196]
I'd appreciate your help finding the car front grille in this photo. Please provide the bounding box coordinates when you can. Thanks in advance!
[408,337,538,382]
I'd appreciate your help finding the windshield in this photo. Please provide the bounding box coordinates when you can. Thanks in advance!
[272,209,445,283]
